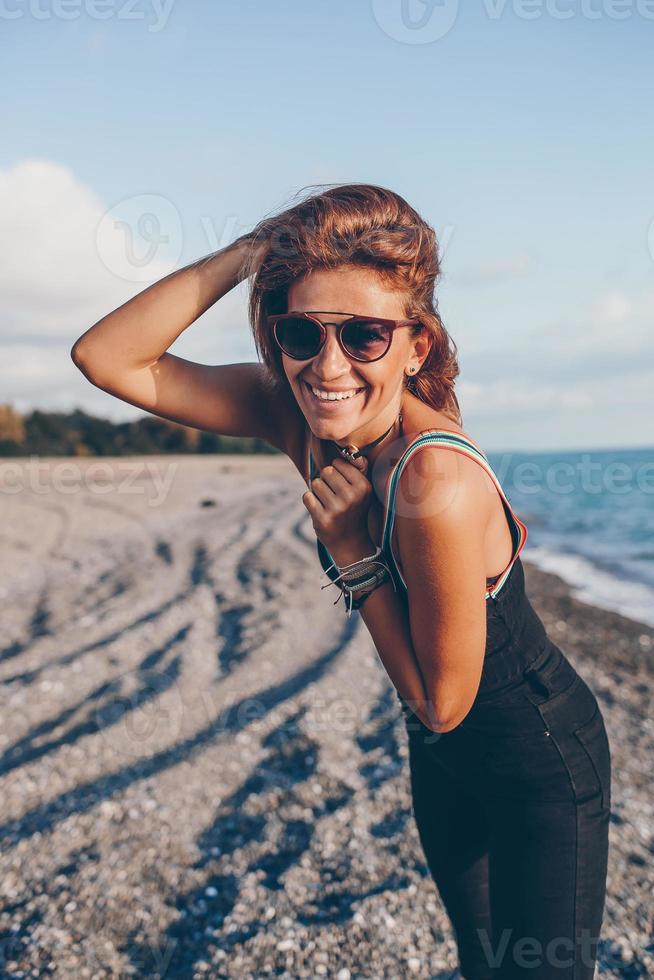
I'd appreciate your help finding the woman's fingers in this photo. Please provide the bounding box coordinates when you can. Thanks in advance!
[307,475,344,510]
[302,487,322,513]
[316,464,351,496]
[330,456,368,484]
[302,456,371,528]
[308,458,371,510]
[318,458,369,498]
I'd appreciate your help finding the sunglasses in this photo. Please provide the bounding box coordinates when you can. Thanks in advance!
[267,311,422,363]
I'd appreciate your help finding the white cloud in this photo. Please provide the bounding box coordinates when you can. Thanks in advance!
[461,368,654,451]
[0,159,256,418]
[0,344,65,385]
[459,378,593,415]
[0,159,175,340]
[530,288,654,357]
[454,252,533,286]
[591,290,631,325]
[0,342,92,415]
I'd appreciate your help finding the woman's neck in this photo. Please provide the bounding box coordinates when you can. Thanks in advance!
[313,398,406,473]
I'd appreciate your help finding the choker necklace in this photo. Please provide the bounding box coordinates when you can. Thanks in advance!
[335,410,403,464]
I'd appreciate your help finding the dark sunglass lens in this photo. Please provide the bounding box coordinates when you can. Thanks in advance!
[342,320,391,360]
[276,317,321,359]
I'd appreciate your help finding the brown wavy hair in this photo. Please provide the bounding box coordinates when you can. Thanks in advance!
[239,182,462,425]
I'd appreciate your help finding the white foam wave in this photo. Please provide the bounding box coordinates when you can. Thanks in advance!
[525,545,654,629]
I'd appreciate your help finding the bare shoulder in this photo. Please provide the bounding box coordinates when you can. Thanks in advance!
[397,394,494,520]
[401,391,479,447]
[393,396,514,586]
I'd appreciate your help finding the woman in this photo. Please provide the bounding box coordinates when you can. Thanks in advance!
[72,183,611,979]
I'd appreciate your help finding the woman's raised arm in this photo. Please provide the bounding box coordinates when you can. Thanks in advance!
[70,236,298,449]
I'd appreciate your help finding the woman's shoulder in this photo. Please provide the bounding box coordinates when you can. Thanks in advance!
[396,395,494,514]
[400,393,483,452]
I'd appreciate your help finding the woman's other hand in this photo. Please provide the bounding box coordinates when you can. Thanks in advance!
[302,454,374,561]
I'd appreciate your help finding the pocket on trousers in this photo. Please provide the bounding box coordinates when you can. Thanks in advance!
[471,727,572,802]
[522,644,580,707]
[571,702,612,810]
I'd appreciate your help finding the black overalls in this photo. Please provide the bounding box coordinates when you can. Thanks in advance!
[308,428,611,980]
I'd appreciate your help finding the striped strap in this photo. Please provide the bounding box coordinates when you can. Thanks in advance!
[381,430,528,600]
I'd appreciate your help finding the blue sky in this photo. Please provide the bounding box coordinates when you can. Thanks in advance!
[2,0,653,451]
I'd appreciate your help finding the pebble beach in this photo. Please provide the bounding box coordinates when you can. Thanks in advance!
[0,453,652,979]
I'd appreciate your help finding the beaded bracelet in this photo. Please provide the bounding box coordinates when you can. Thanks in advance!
[346,566,391,613]
[320,544,397,617]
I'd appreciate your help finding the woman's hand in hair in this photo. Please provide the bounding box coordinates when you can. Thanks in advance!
[302,455,375,563]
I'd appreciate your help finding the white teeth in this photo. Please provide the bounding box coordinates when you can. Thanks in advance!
[309,384,364,402]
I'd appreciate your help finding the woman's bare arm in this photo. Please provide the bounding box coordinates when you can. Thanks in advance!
[325,449,489,733]
[70,236,299,450]
[390,450,489,729]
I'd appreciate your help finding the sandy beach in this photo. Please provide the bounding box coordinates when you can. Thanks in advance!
[0,453,652,979]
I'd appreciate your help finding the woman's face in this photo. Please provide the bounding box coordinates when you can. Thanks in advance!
[283,266,423,443]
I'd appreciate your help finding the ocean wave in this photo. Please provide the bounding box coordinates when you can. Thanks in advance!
[524,545,654,629]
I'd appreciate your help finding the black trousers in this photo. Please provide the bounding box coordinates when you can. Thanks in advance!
[401,641,611,980]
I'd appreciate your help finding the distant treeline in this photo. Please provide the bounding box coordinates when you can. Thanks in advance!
[0,404,280,457]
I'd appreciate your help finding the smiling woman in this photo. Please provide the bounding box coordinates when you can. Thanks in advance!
[71,181,611,980]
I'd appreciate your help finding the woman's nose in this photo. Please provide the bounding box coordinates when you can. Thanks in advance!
[311,325,350,376]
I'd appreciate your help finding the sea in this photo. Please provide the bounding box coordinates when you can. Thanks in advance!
[486,445,654,629]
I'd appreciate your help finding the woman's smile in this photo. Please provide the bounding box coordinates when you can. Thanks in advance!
[302,378,368,409]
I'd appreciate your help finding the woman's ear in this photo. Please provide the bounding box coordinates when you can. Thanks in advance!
[412,325,432,366]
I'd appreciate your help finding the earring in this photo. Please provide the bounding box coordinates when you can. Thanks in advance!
[407,366,417,375]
